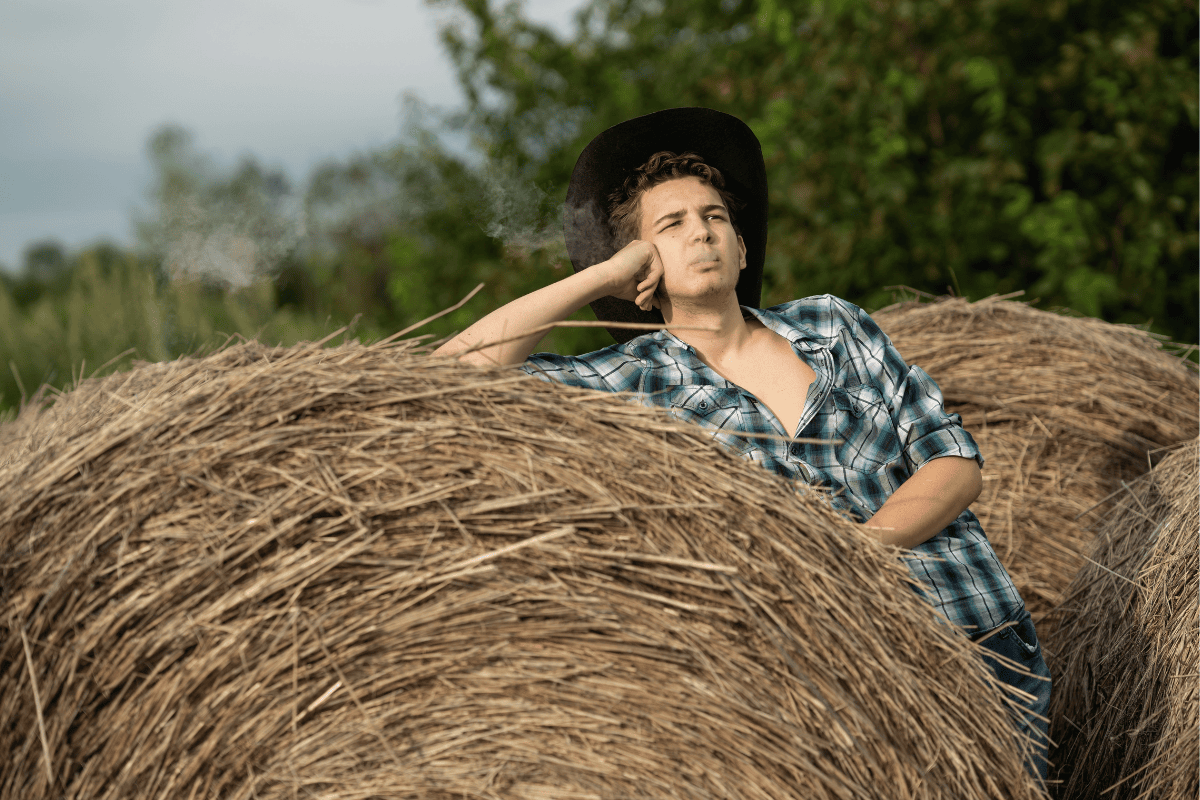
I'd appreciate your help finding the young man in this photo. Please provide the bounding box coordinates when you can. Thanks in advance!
[434,108,1051,779]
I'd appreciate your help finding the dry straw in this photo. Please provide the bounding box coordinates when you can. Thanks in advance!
[873,294,1199,618]
[1042,438,1198,799]
[0,336,1044,799]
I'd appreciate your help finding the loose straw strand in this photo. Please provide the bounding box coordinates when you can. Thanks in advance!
[20,628,54,792]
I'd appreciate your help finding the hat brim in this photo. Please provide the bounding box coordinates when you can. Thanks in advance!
[564,107,768,344]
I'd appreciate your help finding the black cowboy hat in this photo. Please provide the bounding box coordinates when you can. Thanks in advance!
[564,107,768,344]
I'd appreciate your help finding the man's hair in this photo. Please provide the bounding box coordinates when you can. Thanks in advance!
[607,151,744,246]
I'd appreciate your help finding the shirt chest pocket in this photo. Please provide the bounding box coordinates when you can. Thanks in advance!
[663,386,755,457]
[826,384,902,472]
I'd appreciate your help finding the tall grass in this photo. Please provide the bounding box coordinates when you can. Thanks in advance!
[0,250,362,416]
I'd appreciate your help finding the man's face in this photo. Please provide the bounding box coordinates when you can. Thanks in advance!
[637,176,747,307]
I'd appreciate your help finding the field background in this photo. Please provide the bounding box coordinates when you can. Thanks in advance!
[2,0,1195,415]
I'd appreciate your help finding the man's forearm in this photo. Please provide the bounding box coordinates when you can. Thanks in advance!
[863,456,983,549]
[432,240,665,367]
[432,266,614,366]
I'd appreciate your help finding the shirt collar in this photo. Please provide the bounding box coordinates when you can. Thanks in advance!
[646,306,825,352]
[742,305,825,349]
[638,327,691,355]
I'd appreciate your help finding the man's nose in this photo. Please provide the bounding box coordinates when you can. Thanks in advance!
[689,215,713,242]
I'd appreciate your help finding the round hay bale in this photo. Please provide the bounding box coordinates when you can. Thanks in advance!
[1042,439,1198,800]
[0,339,1045,799]
[872,295,1199,617]
[0,364,171,474]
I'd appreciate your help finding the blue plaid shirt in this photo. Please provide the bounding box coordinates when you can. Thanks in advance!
[522,294,1024,634]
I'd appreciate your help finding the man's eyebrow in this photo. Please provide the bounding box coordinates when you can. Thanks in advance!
[652,204,728,228]
[652,210,685,228]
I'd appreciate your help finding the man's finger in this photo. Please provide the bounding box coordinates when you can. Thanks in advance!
[649,243,664,272]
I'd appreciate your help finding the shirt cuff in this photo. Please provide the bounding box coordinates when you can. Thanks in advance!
[905,423,984,473]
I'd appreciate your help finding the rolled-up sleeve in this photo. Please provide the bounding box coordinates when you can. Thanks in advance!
[890,363,983,474]
[842,300,983,475]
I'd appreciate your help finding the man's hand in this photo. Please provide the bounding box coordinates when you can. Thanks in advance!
[601,240,664,311]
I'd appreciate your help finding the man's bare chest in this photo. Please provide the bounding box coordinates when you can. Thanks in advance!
[707,329,816,436]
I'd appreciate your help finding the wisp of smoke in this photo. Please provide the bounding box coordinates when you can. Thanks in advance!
[481,161,569,262]
[159,191,304,289]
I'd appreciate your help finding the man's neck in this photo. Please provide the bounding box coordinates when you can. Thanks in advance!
[661,294,752,364]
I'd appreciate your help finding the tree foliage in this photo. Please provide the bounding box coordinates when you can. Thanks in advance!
[433,0,1198,342]
[1,0,1194,413]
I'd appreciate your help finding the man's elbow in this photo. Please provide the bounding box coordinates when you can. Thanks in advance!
[432,337,508,368]
[432,334,476,361]
[962,459,984,506]
[926,455,982,508]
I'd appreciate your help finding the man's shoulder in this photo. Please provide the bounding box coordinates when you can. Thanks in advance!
[522,333,664,391]
[571,332,668,367]
[526,340,638,373]
[763,294,867,334]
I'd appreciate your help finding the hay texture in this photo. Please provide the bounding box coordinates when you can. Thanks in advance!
[873,295,1199,616]
[1043,439,1199,800]
[0,338,1045,800]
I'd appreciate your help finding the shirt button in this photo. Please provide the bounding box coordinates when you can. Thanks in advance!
[698,401,708,410]
[789,444,800,457]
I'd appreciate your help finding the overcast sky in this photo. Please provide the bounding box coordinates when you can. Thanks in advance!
[0,0,583,270]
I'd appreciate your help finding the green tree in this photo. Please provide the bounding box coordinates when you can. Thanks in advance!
[430,0,1198,346]
[136,125,301,293]
[0,128,356,415]
[6,240,73,308]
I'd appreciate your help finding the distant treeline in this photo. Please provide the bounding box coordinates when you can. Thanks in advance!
[2,0,1195,414]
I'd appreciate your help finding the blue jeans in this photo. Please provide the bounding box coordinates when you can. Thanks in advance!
[971,606,1052,785]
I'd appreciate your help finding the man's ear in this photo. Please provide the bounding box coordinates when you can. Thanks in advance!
[737,235,747,270]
